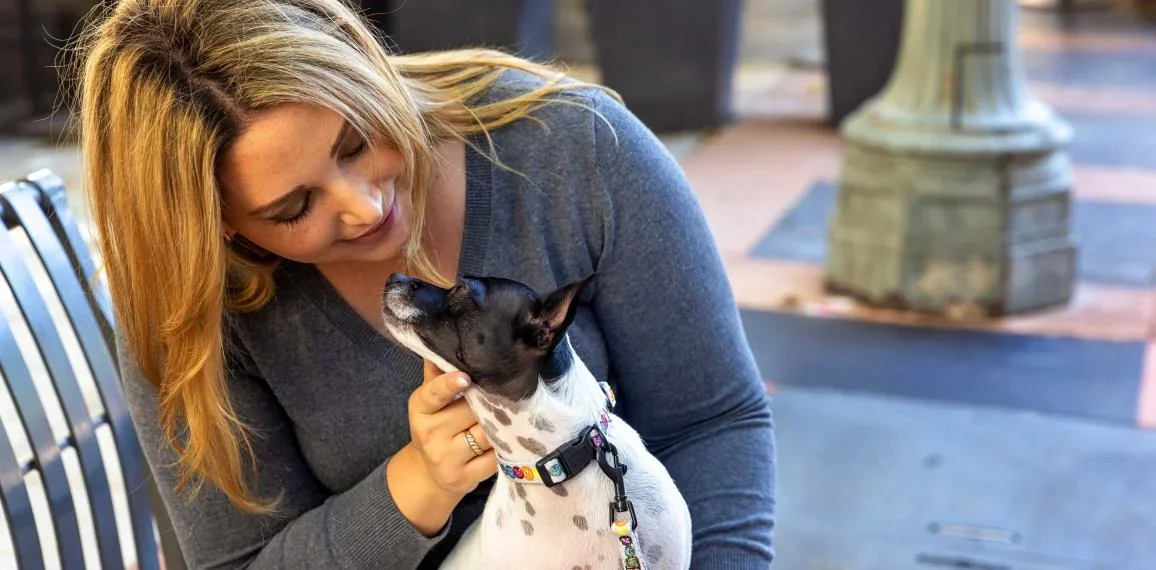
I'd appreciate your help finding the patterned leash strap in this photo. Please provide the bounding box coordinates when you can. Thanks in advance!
[597,432,646,570]
[612,517,647,569]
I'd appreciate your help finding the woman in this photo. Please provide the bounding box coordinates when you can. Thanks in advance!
[75,0,776,567]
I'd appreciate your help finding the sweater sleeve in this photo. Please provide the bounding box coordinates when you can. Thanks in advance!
[116,329,447,569]
[587,90,777,568]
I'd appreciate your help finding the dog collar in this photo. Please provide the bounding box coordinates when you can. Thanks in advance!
[498,410,612,486]
[497,380,617,486]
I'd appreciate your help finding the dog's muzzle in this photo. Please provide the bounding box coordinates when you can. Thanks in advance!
[382,273,423,322]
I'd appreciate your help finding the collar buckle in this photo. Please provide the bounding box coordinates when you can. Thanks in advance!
[534,423,606,487]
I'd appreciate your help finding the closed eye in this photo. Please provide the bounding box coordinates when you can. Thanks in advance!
[340,138,368,160]
[272,189,314,227]
[447,283,477,314]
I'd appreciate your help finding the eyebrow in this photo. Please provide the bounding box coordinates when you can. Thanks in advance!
[246,121,355,218]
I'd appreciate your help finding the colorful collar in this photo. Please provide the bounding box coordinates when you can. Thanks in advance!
[498,380,617,486]
[498,410,612,486]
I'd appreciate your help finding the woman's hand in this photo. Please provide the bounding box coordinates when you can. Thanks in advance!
[386,360,496,536]
[408,360,497,493]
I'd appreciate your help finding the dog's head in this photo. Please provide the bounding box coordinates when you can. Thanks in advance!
[381,273,595,401]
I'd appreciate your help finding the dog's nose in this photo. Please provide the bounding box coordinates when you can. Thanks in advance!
[386,273,419,292]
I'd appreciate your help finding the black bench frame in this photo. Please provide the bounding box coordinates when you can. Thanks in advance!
[0,169,184,570]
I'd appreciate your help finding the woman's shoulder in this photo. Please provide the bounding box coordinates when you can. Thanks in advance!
[477,67,636,151]
[476,65,614,110]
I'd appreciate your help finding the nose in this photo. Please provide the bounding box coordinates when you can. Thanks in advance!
[386,273,419,292]
[331,178,383,227]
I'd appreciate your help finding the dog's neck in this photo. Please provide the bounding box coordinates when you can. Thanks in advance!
[464,337,610,464]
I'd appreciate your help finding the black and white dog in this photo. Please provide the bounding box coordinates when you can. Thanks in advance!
[381,273,692,569]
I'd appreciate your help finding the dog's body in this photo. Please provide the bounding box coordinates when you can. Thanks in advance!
[380,274,692,569]
[441,340,690,569]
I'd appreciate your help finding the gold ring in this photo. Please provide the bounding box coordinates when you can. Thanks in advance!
[464,430,484,457]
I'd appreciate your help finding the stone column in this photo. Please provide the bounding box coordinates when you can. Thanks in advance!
[825,0,1077,316]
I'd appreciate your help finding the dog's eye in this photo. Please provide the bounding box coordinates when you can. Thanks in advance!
[455,348,466,363]
[448,281,479,313]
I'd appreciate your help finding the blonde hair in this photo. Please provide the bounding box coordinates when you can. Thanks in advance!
[73,0,612,513]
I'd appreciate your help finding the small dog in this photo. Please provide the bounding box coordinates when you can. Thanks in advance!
[381,273,692,569]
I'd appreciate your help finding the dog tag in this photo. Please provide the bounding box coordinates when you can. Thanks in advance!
[599,381,617,409]
[543,458,567,483]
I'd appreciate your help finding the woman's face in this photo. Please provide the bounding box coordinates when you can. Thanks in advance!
[219,103,412,267]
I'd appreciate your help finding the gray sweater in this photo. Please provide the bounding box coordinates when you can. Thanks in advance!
[120,71,777,569]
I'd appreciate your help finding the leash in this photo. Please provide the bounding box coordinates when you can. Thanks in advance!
[496,382,647,569]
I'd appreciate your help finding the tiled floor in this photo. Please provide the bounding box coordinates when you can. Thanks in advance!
[773,389,1156,569]
[680,8,1156,432]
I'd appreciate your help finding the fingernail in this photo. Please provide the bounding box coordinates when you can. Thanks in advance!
[452,392,465,400]
[456,376,470,389]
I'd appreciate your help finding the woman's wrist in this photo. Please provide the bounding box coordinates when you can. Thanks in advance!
[385,442,466,537]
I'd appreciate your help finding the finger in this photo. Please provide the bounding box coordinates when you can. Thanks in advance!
[428,399,481,439]
[423,359,442,384]
[462,449,498,483]
[413,372,470,415]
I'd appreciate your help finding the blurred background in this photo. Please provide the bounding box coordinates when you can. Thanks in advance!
[3,0,1156,568]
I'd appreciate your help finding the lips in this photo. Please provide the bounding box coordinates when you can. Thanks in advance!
[352,213,387,240]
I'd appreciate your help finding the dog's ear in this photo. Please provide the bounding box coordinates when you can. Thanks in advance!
[525,274,596,352]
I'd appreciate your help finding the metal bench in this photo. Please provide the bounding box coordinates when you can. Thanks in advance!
[0,169,183,569]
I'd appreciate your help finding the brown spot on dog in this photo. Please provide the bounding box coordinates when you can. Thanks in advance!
[525,501,536,516]
[493,408,512,426]
[517,436,549,456]
[531,415,556,432]
[515,483,527,500]
[641,496,665,519]
[522,520,534,536]
[550,485,569,497]
[598,555,605,562]
[476,395,500,414]
[494,394,521,411]
[481,419,513,453]
[573,515,588,531]
[492,436,513,453]
[649,543,663,563]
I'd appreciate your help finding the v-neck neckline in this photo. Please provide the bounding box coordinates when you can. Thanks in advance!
[281,133,494,361]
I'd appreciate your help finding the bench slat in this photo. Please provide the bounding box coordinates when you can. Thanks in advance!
[1,188,128,569]
[5,180,162,569]
[24,171,113,329]
[0,395,46,570]
[0,304,85,569]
